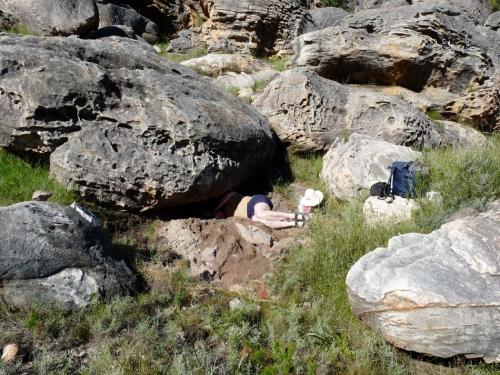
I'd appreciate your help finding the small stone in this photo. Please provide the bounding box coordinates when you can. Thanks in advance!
[1,344,19,363]
[426,191,443,204]
[363,196,419,225]
[229,298,242,310]
[153,45,161,54]
[235,223,272,246]
[32,190,53,201]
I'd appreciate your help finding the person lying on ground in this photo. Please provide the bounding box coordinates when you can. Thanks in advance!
[213,192,308,229]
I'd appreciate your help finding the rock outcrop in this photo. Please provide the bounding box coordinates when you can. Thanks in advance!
[291,3,500,131]
[292,4,496,93]
[199,0,310,55]
[353,0,492,24]
[254,69,441,152]
[148,217,296,289]
[321,134,421,200]
[347,200,500,362]
[0,201,136,310]
[96,1,160,43]
[0,35,275,211]
[0,0,98,36]
[181,53,268,77]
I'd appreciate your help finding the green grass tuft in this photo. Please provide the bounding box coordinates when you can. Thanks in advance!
[260,55,291,72]
[155,41,208,64]
[492,0,499,11]
[0,23,34,35]
[426,110,443,121]
[0,149,77,206]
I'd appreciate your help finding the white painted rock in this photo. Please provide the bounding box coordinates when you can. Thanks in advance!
[363,196,419,225]
[321,134,421,200]
[347,200,500,362]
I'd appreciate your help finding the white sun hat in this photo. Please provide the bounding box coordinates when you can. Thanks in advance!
[299,189,324,207]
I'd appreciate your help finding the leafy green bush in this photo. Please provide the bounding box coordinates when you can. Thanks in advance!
[492,0,499,12]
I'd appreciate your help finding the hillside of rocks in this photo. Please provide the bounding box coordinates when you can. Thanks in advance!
[0,0,499,372]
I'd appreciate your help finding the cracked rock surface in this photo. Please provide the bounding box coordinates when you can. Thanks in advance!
[346,200,500,362]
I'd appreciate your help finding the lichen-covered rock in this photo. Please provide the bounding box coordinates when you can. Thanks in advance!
[0,34,275,211]
[291,4,497,96]
[321,134,421,200]
[96,1,160,43]
[200,0,310,55]
[0,201,136,310]
[0,0,98,36]
[254,68,441,152]
[347,200,500,362]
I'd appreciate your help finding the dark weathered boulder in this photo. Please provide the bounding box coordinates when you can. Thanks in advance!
[0,0,98,36]
[0,201,136,310]
[200,0,310,55]
[0,34,276,211]
[167,29,203,54]
[125,0,186,35]
[254,68,441,152]
[96,1,160,43]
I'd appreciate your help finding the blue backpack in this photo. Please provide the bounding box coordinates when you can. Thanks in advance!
[389,161,420,198]
[370,161,421,199]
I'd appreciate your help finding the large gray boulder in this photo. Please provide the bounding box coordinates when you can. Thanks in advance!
[0,201,136,310]
[485,11,500,30]
[96,1,160,43]
[0,35,275,211]
[297,7,349,35]
[254,68,441,152]
[199,0,310,55]
[347,200,500,363]
[291,4,497,96]
[0,0,98,36]
[321,134,421,200]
